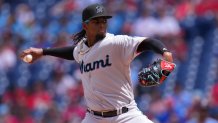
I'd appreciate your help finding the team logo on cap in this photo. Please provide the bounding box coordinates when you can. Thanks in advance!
[96,6,104,13]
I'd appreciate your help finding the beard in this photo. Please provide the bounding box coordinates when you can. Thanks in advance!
[95,33,106,42]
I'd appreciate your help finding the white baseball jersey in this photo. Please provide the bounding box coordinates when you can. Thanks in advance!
[73,33,146,111]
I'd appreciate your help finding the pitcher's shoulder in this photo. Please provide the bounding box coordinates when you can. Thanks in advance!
[106,33,128,41]
[73,40,85,63]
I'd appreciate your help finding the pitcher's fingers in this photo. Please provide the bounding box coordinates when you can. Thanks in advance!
[20,52,27,59]
[20,48,32,59]
[23,49,32,54]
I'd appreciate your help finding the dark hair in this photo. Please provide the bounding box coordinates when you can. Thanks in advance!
[72,29,86,45]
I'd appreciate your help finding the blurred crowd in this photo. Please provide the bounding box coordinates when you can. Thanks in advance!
[0,0,218,123]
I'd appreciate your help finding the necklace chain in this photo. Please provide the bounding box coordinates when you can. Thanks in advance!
[79,38,92,55]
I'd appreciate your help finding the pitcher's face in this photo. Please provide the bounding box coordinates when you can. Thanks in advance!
[83,17,108,41]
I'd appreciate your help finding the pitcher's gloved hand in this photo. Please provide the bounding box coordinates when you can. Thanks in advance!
[138,59,176,87]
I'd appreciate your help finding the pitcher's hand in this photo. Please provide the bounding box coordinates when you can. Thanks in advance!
[163,51,173,63]
[20,47,43,63]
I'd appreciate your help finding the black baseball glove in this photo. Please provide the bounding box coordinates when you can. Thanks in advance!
[138,59,176,87]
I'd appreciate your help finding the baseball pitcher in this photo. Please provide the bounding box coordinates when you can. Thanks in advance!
[20,4,175,123]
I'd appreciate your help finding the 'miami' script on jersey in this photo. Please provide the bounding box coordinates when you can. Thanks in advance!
[73,33,146,111]
[80,55,112,73]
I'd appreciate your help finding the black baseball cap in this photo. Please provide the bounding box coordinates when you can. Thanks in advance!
[82,4,112,22]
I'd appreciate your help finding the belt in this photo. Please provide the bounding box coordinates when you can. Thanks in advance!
[87,107,129,117]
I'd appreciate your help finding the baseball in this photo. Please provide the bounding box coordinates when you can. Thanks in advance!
[23,54,33,63]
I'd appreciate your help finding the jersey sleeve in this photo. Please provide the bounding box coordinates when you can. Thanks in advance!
[114,35,147,65]
[73,43,80,63]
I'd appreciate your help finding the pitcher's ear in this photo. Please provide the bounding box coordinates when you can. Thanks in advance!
[82,23,87,30]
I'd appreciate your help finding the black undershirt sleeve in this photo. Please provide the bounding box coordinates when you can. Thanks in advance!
[43,46,75,60]
[137,38,168,55]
